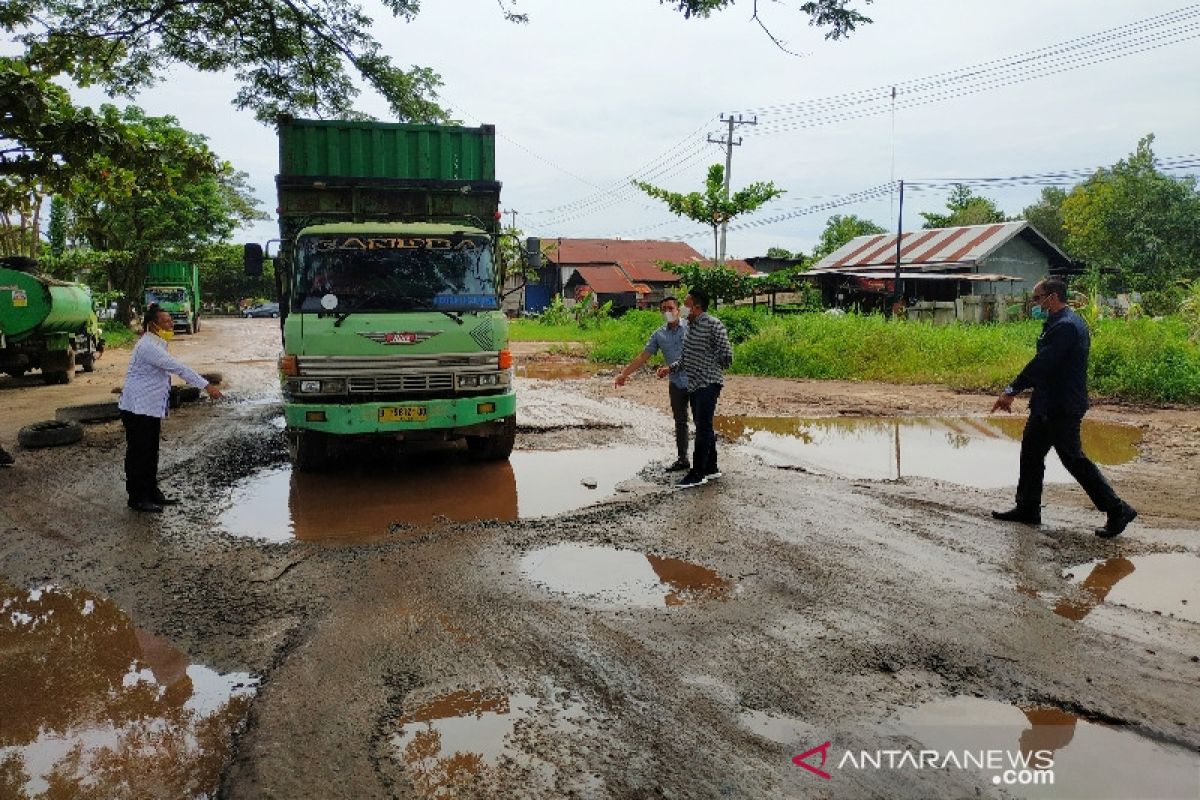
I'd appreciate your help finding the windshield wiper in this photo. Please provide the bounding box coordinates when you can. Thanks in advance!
[331,292,379,327]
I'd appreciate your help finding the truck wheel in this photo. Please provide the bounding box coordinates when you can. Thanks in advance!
[18,420,84,449]
[289,430,329,472]
[56,401,121,423]
[78,352,96,372]
[42,370,72,385]
[466,415,516,461]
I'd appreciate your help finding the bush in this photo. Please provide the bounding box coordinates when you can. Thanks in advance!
[713,306,768,344]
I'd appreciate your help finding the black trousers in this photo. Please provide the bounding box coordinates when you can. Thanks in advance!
[1015,412,1121,513]
[668,382,690,461]
[121,411,162,503]
[689,383,722,473]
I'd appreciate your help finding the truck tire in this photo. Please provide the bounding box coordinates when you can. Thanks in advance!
[289,430,329,472]
[466,415,516,461]
[169,385,201,407]
[78,352,96,372]
[18,420,84,449]
[42,369,72,385]
[56,401,121,424]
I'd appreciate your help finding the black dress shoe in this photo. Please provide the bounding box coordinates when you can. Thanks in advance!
[1096,504,1137,539]
[666,459,690,471]
[128,500,164,513]
[991,507,1041,524]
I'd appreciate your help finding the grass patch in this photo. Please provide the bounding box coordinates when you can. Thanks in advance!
[514,308,1200,404]
[100,320,138,349]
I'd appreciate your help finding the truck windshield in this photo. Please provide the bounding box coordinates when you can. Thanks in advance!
[145,287,187,304]
[293,233,498,313]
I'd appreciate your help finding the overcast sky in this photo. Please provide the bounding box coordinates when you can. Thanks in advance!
[48,0,1200,258]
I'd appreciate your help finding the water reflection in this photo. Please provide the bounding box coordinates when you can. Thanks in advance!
[897,696,1199,799]
[392,688,587,798]
[521,544,734,608]
[219,447,653,543]
[0,583,256,799]
[1059,554,1199,624]
[715,416,1141,488]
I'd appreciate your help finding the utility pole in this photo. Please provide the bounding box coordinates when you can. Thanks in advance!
[707,114,757,264]
[503,209,518,231]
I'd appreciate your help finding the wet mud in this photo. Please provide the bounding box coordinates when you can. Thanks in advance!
[2,322,1199,799]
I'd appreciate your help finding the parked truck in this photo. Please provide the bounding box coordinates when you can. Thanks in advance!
[144,261,201,334]
[0,258,104,384]
[246,117,532,470]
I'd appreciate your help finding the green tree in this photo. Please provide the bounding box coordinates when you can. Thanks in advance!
[662,261,754,307]
[5,1,869,124]
[46,196,67,257]
[62,108,265,320]
[665,0,873,39]
[195,242,276,309]
[633,164,783,267]
[920,184,1008,229]
[766,246,796,259]
[810,213,886,260]
[1061,134,1200,295]
[1020,186,1069,250]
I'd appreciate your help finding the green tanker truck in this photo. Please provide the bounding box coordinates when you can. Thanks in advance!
[144,261,201,334]
[245,117,532,470]
[0,259,104,384]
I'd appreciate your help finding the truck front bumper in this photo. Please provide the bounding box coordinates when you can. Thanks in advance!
[284,389,516,436]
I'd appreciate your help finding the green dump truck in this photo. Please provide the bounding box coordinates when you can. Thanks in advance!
[144,261,201,334]
[246,117,527,470]
[0,259,104,384]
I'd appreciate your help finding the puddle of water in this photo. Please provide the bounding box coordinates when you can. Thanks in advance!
[715,416,1141,488]
[893,696,1199,799]
[218,447,653,543]
[520,544,734,608]
[0,583,257,799]
[391,687,588,797]
[1057,553,1200,624]
[738,709,817,746]
[515,362,599,380]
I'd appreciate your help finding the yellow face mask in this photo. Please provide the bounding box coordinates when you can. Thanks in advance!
[154,325,174,342]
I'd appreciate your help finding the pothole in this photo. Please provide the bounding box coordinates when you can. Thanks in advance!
[716,416,1141,487]
[1056,553,1199,624]
[520,543,734,608]
[0,583,258,799]
[218,447,655,543]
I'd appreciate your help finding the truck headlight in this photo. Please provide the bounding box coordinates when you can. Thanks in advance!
[458,375,480,387]
[300,380,322,393]
[478,373,499,386]
[296,379,345,394]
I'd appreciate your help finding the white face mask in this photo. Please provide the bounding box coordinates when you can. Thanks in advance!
[663,310,677,323]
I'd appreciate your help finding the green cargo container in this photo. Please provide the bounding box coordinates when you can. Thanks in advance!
[279,119,496,181]
[0,266,103,383]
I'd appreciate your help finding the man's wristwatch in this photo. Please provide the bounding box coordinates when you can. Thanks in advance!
[1003,385,1016,396]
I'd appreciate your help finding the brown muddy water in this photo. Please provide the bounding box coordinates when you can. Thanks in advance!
[390,686,594,797]
[1056,553,1200,624]
[715,416,1141,488]
[515,363,601,380]
[520,543,734,608]
[0,583,257,799]
[890,696,1200,799]
[218,446,654,543]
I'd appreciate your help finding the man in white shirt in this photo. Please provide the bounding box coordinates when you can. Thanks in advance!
[118,304,223,512]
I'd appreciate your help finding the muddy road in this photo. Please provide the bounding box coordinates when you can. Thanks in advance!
[2,318,1198,799]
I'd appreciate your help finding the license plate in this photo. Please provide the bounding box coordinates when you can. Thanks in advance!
[378,406,428,422]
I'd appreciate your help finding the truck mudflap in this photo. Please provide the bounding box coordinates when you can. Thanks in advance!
[284,390,516,436]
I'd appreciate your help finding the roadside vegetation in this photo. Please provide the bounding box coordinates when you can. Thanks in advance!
[99,319,138,349]
[511,307,1200,405]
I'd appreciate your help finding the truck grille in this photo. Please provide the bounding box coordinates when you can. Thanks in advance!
[347,374,454,393]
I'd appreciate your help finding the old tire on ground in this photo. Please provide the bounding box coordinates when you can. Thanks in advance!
[200,371,223,385]
[42,370,72,385]
[169,386,201,407]
[56,401,121,424]
[466,415,517,461]
[18,420,84,449]
[289,430,329,472]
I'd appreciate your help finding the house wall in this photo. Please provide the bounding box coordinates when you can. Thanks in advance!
[977,237,1053,293]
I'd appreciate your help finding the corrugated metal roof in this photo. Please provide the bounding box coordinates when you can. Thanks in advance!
[809,221,1070,273]
[569,266,638,294]
[618,259,679,282]
[549,239,703,266]
[698,258,757,276]
[805,271,1023,282]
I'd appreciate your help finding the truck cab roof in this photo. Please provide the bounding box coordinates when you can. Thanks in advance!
[297,222,491,238]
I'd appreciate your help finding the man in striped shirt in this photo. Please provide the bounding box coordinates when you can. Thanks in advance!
[669,288,733,488]
[118,304,222,512]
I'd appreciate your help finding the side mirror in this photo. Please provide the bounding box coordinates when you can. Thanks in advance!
[525,237,541,270]
[244,243,264,277]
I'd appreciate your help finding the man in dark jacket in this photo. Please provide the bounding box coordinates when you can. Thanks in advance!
[990,279,1137,538]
